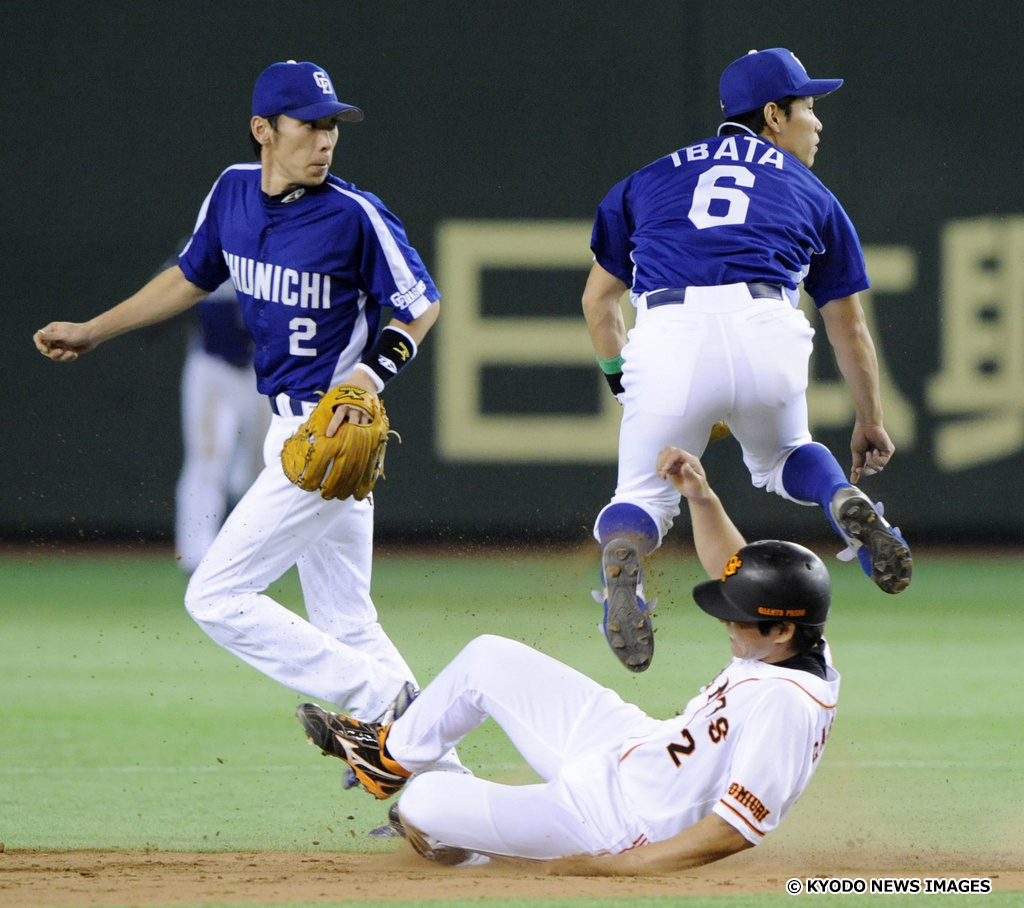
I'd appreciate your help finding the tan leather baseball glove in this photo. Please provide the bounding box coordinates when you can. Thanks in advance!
[281,385,393,501]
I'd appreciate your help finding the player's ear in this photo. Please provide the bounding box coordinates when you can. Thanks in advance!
[251,116,273,147]
[762,101,784,136]
[774,621,797,645]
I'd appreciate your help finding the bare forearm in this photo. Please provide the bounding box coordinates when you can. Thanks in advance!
[584,302,627,359]
[393,299,440,345]
[582,262,629,359]
[688,494,747,578]
[835,338,882,425]
[656,447,746,577]
[35,265,209,361]
[547,814,753,877]
[820,295,883,426]
[90,266,208,344]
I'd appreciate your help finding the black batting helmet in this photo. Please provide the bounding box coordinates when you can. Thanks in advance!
[692,540,831,625]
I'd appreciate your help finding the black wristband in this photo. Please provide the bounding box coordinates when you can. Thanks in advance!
[360,326,417,387]
[604,371,625,397]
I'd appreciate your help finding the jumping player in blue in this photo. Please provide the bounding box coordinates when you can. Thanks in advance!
[34,61,460,775]
[583,48,912,672]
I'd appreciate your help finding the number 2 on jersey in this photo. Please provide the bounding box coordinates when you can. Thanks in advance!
[289,317,317,357]
[687,165,754,229]
[666,717,731,766]
[667,729,696,766]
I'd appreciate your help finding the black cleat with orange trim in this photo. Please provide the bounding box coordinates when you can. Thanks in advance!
[296,702,410,799]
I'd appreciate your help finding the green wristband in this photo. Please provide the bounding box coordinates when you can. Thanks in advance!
[597,354,624,375]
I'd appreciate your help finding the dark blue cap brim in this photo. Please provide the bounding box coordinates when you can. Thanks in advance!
[801,77,843,99]
[277,100,364,122]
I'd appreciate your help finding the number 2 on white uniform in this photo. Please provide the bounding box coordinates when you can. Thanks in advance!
[289,317,317,357]
[688,164,755,229]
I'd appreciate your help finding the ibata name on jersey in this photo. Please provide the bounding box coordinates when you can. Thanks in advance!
[591,134,870,307]
[179,164,439,401]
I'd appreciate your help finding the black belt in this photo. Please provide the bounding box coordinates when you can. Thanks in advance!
[646,282,783,308]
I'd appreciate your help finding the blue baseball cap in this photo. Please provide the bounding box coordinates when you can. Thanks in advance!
[719,48,842,118]
[252,61,364,122]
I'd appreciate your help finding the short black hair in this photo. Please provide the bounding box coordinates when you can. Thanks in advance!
[720,95,800,136]
[756,619,825,654]
[248,114,281,158]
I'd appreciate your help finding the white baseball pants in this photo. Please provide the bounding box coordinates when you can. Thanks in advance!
[598,284,816,545]
[184,411,415,721]
[391,635,660,859]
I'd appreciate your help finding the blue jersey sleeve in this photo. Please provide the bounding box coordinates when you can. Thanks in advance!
[351,192,440,323]
[590,177,634,285]
[802,195,870,306]
[178,170,235,292]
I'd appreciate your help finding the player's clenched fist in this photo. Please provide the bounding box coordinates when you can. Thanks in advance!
[849,423,895,483]
[656,446,712,502]
[33,322,97,361]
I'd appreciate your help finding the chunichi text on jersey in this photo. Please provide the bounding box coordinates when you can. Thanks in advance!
[222,251,333,309]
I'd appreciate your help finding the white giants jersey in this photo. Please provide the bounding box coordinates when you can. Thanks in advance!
[616,650,840,845]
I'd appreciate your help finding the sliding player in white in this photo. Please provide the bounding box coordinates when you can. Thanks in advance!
[298,446,839,873]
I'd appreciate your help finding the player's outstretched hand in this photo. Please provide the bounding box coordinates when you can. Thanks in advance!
[656,446,713,502]
[33,322,97,362]
[850,423,894,483]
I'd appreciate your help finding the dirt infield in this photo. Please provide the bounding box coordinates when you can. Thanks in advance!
[2,848,1021,905]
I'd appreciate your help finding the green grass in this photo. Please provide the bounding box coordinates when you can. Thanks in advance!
[1,544,1022,900]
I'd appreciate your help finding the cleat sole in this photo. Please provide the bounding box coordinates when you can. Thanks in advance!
[601,538,654,672]
[835,497,912,594]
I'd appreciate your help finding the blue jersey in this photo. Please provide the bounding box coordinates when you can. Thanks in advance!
[178,164,439,400]
[591,134,869,307]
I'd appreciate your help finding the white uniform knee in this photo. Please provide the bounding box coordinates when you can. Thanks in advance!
[444,635,528,697]
[397,772,484,850]
[396,776,433,831]
[183,584,213,626]
[455,634,504,657]
[454,634,511,671]
[183,572,231,627]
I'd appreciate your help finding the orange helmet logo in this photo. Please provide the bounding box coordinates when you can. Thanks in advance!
[722,553,743,580]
